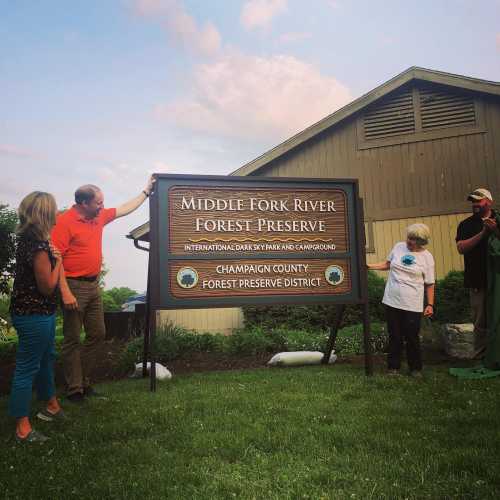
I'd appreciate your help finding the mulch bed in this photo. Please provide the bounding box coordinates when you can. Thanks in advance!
[0,339,462,396]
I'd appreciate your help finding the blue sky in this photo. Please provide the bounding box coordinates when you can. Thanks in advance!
[1,0,500,291]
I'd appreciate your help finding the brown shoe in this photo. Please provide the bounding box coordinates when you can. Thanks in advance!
[66,392,85,404]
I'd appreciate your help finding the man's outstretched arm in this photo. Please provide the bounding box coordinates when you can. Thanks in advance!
[115,176,155,218]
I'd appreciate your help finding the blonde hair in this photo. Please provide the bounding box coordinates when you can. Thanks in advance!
[406,223,430,247]
[17,191,57,241]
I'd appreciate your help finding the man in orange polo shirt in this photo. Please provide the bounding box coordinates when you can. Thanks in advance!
[51,177,154,402]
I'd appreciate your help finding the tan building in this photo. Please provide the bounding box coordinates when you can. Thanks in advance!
[128,67,500,333]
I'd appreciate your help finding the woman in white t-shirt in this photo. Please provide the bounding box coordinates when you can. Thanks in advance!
[368,224,435,377]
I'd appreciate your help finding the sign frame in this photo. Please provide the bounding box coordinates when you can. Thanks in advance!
[150,174,368,309]
[143,174,373,389]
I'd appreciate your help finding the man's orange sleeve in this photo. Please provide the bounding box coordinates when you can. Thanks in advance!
[51,218,71,255]
[103,208,117,225]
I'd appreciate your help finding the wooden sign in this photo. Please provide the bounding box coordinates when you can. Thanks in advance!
[149,175,366,309]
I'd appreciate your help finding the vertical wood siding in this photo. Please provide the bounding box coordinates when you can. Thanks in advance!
[159,307,243,335]
[257,91,500,222]
[160,86,499,333]
[366,212,470,279]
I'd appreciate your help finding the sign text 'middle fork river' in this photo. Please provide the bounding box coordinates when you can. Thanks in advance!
[168,187,348,255]
[182,195,336,233]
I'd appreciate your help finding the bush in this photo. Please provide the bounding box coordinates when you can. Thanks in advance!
[242,271,386,331]
[118,320,228,371]
[0,338,17,362]
[277,327,329,352]
[0,293,11,326]
[0,204,17,296]
[118,320,389,372]
[226,326,277,355]
[335,322,387,355]
[434,270,470,324]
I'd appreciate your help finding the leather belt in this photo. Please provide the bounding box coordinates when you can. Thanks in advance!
[68,276,98,282]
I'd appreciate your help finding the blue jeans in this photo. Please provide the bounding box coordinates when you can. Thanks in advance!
[9,314,56,418]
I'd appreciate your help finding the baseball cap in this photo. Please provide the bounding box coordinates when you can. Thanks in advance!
[467,188,493,202]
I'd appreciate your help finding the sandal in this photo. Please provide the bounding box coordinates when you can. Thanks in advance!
[15,429,49,444]
[36,408,67,422]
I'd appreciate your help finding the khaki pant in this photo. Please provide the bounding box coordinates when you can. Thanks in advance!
[61,279,105,395]
[470,288,487,357]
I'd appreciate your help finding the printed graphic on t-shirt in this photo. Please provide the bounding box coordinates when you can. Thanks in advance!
[401,254,416,266]
[382,241,435,313]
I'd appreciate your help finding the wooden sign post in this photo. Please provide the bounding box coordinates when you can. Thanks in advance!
[145,174,372,390]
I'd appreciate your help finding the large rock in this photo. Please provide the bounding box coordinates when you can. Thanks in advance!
[442,323,475,359]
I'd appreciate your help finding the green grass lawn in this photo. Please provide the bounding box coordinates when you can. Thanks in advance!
[1,365,500,499]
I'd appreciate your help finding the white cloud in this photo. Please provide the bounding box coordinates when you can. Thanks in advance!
[156,51,352,142]
[241,0,287,30]
[326,0,341,9]
[0,175,27,205]
[0,144,42,159]
[134,0,221,56]
[152,161,187,174]
[278,31,312,44]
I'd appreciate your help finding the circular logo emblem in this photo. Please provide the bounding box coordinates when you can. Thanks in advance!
[401,254,416,266]
[325,265,344,286]
[177,267,198,289]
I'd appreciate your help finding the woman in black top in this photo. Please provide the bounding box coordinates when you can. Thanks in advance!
[9,191,64,443]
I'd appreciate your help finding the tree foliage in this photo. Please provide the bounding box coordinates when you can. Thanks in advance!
[0,204,18,296]
[102,287,138,312]
[99,261,109,289]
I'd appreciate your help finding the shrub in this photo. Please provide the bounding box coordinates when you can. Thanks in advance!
[0,204,17,295]
[277,327,329,352]
[0,338,17,362]
[434,270,470,324]
[0,293,11,326]
[242,271,386,331]
[225,323,388,357]
[335,322,387,355]
[226,326,276,355]
[118,320,229,371]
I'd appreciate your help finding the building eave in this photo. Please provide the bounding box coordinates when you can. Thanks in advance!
[230,66,500,177]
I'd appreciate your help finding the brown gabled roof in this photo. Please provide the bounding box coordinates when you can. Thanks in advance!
[230,66,500,177]
[128,67,500,241]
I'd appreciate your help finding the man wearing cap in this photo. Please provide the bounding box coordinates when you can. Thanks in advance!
[51,177,154,402]
[456,188,500,358]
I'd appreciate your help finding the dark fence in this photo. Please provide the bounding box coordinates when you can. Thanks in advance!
[104,304,146,340]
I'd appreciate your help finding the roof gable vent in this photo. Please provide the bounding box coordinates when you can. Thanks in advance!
[420,88,476,130]
[363,89,415,140]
